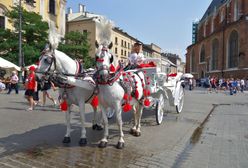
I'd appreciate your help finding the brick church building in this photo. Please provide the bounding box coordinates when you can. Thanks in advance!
[186,0,248,79]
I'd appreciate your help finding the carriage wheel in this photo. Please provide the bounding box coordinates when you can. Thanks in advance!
[155,93,165,125]
[176,86,184,113]
[106,108,115,119]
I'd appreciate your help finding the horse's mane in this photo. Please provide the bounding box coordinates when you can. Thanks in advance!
[94,16,114,46]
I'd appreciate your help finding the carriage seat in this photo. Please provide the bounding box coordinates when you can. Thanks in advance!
[164,72,183,87]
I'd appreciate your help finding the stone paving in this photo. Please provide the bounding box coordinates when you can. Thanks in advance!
[0,89,248,167]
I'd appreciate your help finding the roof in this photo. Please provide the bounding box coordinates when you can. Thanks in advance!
[200,0,227,22]
[69,15,95,22]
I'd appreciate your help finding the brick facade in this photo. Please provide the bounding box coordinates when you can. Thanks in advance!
[186,0,248,79]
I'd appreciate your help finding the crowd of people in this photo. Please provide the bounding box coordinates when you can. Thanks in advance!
[187,76,248,95]
[205,76,247,95]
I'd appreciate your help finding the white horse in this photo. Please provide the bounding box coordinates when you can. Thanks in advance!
[95,42,146,149]
[36,46,102,146]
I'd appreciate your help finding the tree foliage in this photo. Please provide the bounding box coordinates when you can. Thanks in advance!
[0,6,49,66]
[58,31,94,69]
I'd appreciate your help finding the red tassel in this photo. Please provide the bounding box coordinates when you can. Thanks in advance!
[110,64,115,72]
[123,103,132,112]
[135,90,139,99]
[144,99,150,107]
[60,100,68,112]
[91,96,99,108]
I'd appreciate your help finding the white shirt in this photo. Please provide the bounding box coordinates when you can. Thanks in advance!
[241,79,245,86]
[128,52,144,65]
[11,74,19,84]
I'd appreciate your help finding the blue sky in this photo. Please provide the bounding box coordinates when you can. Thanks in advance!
[67,0,212,61]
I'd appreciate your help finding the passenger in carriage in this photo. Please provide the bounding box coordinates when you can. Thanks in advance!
[123,41,144,71]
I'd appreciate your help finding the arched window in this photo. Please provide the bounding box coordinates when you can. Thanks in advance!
[191,49,196,72]
[200,45,205,63]
[228,30,239,68]
[211,39,219,70]
[49,0,55,15]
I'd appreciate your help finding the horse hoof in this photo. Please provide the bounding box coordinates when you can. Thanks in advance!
[116,142,125,149]
[62,137,71,144]
[134,132,141,137]
[93,124,103,131]
[129,128,135,135]
[92,124,97,130]
[79,138,87,146]
[96,125,103,130]
[98,141,107,148]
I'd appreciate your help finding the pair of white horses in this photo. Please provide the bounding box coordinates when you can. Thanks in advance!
[37,43,146,149]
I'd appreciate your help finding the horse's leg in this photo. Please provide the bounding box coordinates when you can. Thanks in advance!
[63,105,71,144]
[134,104,144,137]
[98,107,108,148]
[78,101,87,146]
[130,105,138,135]
[115,103,125,149]
[92,107,103,130]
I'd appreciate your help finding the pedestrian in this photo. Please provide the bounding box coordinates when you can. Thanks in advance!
[205,76,211,93]
[24,66,37,111]
[240,78,245,93]
[7,71,19,94]
[0,79,6,92]
[41,79,57,106]
[189,78,193,91]
[33,76,42,106]
[228,78,234,95]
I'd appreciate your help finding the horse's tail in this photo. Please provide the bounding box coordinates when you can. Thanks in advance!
[48,21,61,50]
[94,16,114,45]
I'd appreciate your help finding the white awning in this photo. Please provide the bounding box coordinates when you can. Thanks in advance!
[0,57,21,71]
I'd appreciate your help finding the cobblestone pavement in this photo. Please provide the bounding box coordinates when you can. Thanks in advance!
[176,104,248,168]
[0,89,248,167]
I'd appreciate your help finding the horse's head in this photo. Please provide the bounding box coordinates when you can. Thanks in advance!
[95,41,114,82]
[36,44,56,81]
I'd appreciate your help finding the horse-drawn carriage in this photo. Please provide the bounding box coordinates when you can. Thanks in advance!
[125,58,185,125]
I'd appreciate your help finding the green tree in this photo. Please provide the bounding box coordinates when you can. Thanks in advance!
[58,31,94,69]
[0,6,49,66]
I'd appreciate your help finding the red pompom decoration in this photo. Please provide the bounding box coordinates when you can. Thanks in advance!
[124,78,129,82]
[110,64,115,72]
[122,72,126,76]
[144,99,150,107]
[135,90,139,99]
[60,100,68,112]
[91,95,99,108]
[143,89,151,97]
[123,103,132,112]
[123,93,129,100]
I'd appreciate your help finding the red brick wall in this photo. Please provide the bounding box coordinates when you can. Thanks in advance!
[186,0,248,79]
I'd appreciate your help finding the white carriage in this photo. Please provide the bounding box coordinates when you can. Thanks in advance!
[141,59,185,125]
